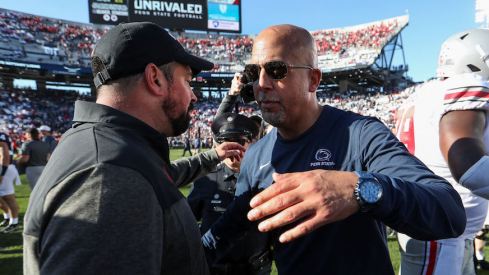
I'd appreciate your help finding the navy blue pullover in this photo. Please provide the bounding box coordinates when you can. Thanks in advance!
[203,105,466,275]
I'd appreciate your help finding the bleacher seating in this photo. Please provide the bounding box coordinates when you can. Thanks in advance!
[0,8,415,148]
[1,83,416,153]
[0,8,408,74]
[311,16,408,72]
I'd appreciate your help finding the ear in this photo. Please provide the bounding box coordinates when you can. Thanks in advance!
[144,63,167,96]
[308,68,322,93]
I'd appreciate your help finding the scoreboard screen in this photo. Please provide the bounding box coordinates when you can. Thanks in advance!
[89,0,242,33]
[89,0,130,25]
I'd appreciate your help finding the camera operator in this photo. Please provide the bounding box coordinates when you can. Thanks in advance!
[216,72,265,140]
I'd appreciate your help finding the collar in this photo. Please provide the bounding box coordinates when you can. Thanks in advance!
[72,100,171,163]
[219,163,239,181]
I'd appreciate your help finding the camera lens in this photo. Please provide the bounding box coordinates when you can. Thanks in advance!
[239,84,255,105]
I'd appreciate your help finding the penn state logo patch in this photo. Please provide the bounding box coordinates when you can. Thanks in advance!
[315,149,332,161]
[310,149,335,167]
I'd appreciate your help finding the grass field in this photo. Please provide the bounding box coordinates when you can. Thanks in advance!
[1,148,488,274]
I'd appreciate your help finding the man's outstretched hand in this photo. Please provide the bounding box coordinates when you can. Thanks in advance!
[247,170,360,243]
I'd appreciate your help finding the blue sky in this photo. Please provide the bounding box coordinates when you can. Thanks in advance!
[1,0,483,82]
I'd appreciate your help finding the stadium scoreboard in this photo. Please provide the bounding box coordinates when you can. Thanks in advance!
[88,0,242,33]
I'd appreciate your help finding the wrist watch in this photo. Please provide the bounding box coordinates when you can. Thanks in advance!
[354,171,383,212]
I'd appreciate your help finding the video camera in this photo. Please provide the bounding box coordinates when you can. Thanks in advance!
[239,73,256,105]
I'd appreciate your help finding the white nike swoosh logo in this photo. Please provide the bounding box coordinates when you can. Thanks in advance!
[259,161,271,170]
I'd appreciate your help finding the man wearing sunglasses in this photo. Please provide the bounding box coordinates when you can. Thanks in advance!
[188,113,271,275]
[202,24,465,274]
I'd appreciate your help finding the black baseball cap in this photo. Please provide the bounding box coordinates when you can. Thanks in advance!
[212,113,259,141]
[91,22,214,88]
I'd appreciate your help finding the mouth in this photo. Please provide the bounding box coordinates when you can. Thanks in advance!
[259,100,279,109]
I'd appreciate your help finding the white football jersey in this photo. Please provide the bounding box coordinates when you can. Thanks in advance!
[395,73,489,239]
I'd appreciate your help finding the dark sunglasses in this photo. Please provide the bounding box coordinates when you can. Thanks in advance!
[244,61,314,82]
[219,137,250,146]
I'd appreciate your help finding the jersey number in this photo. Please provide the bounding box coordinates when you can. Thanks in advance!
[395,105,415,155]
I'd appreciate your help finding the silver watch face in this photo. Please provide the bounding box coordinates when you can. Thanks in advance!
[360,181,381,203]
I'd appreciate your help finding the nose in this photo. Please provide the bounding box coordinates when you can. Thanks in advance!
[190,90,198,103]
[256,65,273,93]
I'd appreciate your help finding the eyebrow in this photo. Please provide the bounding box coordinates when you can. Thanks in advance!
[185,67,194,78]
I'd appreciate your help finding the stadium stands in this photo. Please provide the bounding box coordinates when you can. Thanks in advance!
[0,8,411,95]
[311,16,408,72]
[1,83,415,154]
[0,7,416,148]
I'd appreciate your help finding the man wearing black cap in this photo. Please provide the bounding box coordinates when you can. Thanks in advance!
[188,113,271,275]
[23,22,246,275]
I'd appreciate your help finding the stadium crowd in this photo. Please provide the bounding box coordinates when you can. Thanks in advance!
[1,83,415,156]
[0,9,106,68]
[0,8,407,73]
[0,8,411,156]
[1,8,252,71]
[0,87,90,153]
[0,8,412,159]
[311,18,400,55]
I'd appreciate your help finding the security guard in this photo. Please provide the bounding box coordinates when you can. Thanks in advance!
[187,113,271,275]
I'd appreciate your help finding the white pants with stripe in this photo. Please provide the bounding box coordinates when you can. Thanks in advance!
[397,233,475,275]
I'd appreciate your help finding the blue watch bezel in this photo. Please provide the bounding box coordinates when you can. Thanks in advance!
[354,171,383,212]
